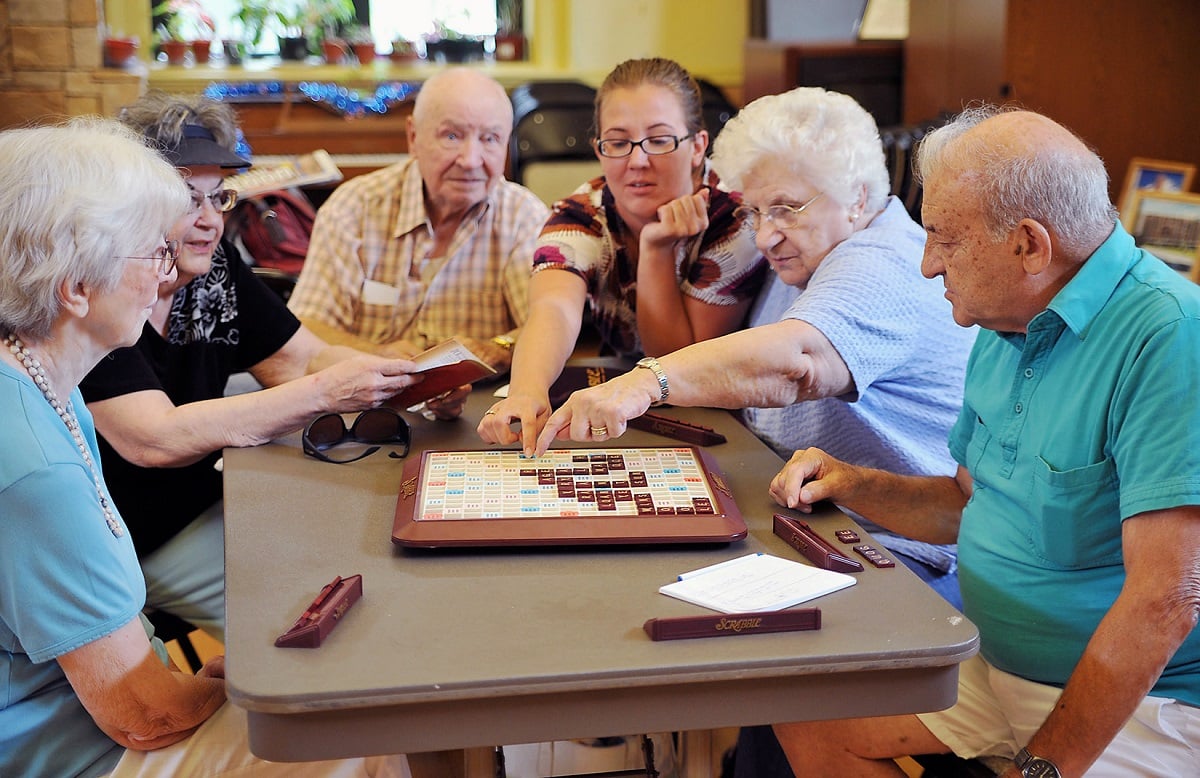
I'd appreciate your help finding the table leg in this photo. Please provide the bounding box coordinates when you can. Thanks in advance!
[464,746,496,777]
[680,730,716,778]
[408,749,468,778]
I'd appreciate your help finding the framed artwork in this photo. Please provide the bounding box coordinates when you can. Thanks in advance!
[1125,190,1200,279]
[1119,157,1196,222]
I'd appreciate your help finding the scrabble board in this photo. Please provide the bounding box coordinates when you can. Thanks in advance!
[392,447,747,548]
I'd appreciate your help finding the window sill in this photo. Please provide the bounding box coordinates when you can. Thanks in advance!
[146,57,602,92]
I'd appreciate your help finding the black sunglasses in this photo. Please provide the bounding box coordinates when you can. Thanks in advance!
[302,408,411,464]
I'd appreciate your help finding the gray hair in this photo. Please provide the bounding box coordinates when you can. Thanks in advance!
[0,118,188,339]
[119,90,240,158]
[710,87,890,213]
[914,105,1117,255]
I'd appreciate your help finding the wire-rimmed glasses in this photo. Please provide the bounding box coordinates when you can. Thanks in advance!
[302,408,412,464]
[595,134,695,158]
[734,192,825,231]
[187,185,238,213]
[121,239,180,276]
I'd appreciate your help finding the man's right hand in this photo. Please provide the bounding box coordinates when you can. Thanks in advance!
[769,447,856,512]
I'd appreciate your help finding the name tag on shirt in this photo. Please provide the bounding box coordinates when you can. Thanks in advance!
[362,278,401,307]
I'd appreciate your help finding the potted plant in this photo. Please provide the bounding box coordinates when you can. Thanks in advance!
[305,0,356,53]
[389,36,420,63]
[494,0,525,61]
[344,25,377,66]
[103,31,140,68]
[153,0,214,65]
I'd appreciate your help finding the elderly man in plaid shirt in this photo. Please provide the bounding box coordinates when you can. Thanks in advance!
[289,67,550,373]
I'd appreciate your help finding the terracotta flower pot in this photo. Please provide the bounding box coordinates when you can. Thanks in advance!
[190,40,212,64]
[350,42,376,65]
[322,39,347,64]
[103,37,139,68]
[160,39,188,66]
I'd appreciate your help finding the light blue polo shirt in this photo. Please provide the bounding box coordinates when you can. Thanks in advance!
[950,224,1200,705]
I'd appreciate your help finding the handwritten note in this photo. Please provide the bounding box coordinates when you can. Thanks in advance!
[659,553,856,613]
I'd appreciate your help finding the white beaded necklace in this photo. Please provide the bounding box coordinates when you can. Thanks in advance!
[4,332,123,538]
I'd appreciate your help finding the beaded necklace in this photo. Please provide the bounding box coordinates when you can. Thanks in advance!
[4,332,123,538]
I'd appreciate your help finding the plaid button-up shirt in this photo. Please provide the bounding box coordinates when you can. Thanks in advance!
[289,159,550,350]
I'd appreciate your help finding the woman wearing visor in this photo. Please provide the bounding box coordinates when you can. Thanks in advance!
[81,92,461,643]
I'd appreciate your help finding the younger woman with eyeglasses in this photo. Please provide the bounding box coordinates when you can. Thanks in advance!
[79,92,449,646]
[478,58,766,454]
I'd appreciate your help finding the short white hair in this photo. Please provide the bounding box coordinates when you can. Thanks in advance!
[711,87,890,213]
[0,118,188,338]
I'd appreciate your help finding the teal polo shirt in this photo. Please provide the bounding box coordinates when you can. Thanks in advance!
[949,224,1200,705]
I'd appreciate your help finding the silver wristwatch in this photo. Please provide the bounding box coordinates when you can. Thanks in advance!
[1014,747,1060,778]
[635,356,669,406]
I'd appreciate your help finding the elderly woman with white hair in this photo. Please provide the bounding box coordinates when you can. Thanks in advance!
[536,86,975,603]
[0,119,411,778]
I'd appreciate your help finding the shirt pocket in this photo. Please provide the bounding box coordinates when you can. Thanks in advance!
[1028,454,1123,569]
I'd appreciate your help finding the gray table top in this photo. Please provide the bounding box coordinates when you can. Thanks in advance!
[222,390,978,759]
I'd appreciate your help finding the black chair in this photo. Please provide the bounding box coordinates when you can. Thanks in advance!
[696,78,738,149]
[144,608,203,673]
[509,80,599,194]
[878,115,952,223]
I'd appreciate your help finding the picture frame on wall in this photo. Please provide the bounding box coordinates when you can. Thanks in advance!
[1118,157,1196,221]
[1124,190,1200,280]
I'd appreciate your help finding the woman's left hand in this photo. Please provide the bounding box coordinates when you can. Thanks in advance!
[640,188,710,257]
[534,372,656,456]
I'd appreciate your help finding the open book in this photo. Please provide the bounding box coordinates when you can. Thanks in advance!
[226,150,344,198]
[659,553,856,614]
[387,338,497,409]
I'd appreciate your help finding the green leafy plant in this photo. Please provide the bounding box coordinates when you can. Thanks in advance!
[153,0,215,43]
[231,0,354,50]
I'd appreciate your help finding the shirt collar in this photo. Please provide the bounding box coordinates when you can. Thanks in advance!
[1033,221,1137,340]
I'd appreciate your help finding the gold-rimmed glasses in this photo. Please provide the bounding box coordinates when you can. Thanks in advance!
[121,239,180,276]
[734,192,825,231]
[187,184,238,213]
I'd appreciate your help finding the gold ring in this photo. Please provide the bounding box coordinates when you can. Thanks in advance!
[484,409,497,416]
[590,426,608,435]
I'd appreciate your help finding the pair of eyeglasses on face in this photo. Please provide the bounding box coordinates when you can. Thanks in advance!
[302,408,412,464]
[734,192,825,231]
[595,133,694,158]
[187,185,238,214]
[121,239,180,276]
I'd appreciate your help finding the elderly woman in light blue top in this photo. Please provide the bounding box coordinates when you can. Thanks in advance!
[0,118,410,778]
[537,87,975,605]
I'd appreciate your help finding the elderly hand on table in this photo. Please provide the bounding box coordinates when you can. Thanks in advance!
[531,369,664,456]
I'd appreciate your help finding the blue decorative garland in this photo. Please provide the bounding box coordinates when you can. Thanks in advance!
[203,80,420,119]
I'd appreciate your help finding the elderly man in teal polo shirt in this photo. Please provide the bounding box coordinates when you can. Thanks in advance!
[763,106,1200,778]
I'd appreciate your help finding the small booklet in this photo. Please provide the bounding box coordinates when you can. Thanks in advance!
[388,338,497,409]
[659,553,856,614]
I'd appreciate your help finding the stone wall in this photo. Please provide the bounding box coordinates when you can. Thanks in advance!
[0,0,145,128]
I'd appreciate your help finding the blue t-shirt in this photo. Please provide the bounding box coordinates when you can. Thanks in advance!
[743,197,976,568]
[950,224,1200,704]
[0,365,159,777]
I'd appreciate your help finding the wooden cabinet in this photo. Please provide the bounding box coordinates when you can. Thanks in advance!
[743,39,904,126]
[905,0,1200,203]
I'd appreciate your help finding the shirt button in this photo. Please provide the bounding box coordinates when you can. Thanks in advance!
[1024,368,1034,378]
[1015,403,1024,414]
